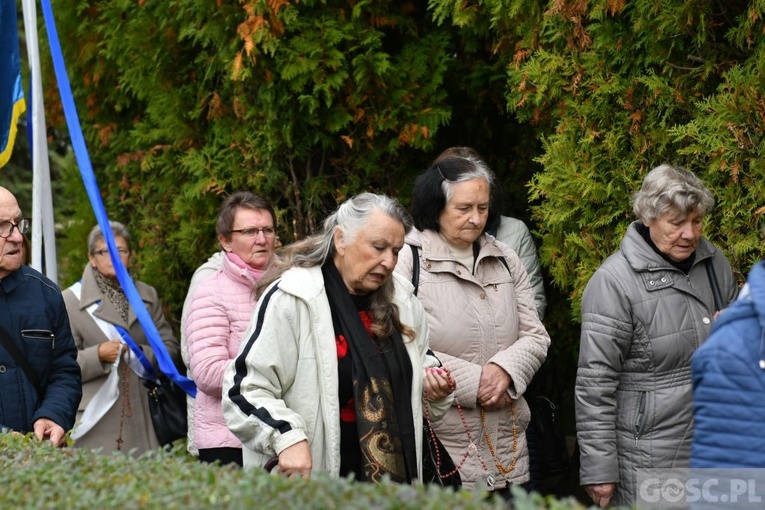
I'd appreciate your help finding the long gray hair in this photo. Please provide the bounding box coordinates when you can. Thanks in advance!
[256,192,414,340]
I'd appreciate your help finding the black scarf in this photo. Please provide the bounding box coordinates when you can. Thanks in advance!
[321,261,417,483]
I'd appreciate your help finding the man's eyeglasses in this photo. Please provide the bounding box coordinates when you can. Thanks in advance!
[92,248,131,257]
[231,226,276,237]
[0,218,31,238]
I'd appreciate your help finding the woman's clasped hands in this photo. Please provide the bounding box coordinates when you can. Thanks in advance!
[477,363,512,410]
[424,366,454,401]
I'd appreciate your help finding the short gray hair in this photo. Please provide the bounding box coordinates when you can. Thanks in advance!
[632,164,715,224]
[88,221,131,254]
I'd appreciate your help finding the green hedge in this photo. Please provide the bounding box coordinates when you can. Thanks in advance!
[0,434,590,509]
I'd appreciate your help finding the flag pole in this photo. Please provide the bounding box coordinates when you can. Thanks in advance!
[21,0,57,282]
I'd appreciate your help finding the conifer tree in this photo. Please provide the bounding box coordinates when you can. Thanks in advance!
[432,0,765,315]
[49,0,453,316]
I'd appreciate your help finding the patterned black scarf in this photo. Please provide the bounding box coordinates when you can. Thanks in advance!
[322,261,417,483]
[93,270,130,323]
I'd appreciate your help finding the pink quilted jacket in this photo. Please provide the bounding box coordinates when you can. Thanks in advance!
[185,253,262,450]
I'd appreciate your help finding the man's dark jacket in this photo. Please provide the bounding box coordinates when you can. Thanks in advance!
[0,265,82,433]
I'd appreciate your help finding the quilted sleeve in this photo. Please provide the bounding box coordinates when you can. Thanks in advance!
[487,247,550,398]
[186,276,233,396]
[575,265,634,485]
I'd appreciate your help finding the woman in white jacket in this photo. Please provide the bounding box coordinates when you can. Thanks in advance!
[222,193,453,483]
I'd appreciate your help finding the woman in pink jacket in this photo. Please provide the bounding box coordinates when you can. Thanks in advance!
[184,192,277,466]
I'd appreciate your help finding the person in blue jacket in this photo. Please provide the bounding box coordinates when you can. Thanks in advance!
[0,186,82,446]
[691,260,765,467]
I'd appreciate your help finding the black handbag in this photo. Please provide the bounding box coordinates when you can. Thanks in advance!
[705,258,724,312]
[142,373,187,447]
[422,418,462,488]
[526,394,570,487]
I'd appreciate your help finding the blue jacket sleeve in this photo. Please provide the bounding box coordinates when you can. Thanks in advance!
[31,294,82,431]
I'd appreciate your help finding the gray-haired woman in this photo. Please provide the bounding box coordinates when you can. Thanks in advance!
[395,154,550,497]
[576,164,738,507]
[63,221,181,455]
[222,193,453,482]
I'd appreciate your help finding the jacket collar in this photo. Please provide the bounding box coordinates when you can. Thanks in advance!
[405,228,506,269]
[620,221,716,273]
[221,252,262,286]
[278,265,328,302]
[0,265,27,293]
[277,264,415,304]
[76,263,109,310]
[75,264,154,329]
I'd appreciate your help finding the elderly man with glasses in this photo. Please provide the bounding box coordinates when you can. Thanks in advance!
[0,186,82,446]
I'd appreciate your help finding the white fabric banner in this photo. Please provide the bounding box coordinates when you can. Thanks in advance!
[69,282,150,439]
[70,345,121,440]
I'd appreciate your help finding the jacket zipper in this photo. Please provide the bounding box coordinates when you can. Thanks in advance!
[21,330,55,349]
[634,391,646,446]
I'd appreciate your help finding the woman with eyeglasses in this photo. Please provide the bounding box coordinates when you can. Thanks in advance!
[62,221,180,455]
[183,191,278,466]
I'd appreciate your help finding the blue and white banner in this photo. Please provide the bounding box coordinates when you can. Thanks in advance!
[40,0,196,396]
[0,0,26,168]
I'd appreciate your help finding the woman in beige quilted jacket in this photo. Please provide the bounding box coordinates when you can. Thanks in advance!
[395,154,550,498]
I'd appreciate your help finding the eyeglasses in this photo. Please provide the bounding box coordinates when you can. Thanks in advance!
[0,218,31,238]
[231,226,276,237]
[92,248,131,257]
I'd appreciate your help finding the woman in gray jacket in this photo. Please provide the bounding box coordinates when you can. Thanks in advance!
[576,164,738,507]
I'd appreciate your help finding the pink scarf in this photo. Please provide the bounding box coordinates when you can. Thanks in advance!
[226,252,266,282]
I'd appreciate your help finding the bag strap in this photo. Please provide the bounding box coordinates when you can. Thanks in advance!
[409,243,511,296]
[705,258,724,312]
[498,256,510,274]
[0,326,43,397]
[410,244,420,296]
